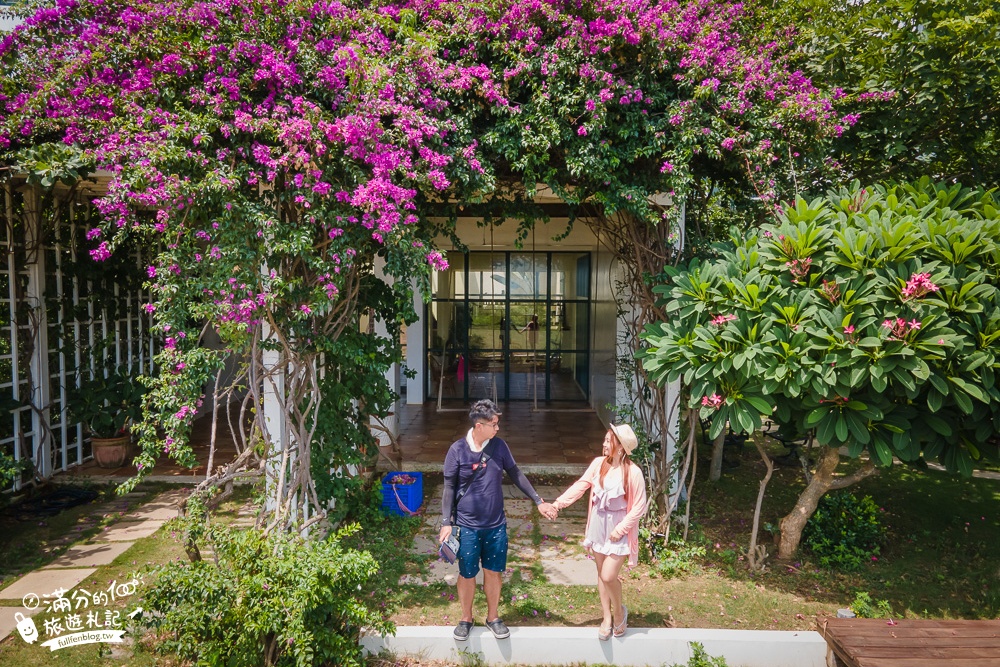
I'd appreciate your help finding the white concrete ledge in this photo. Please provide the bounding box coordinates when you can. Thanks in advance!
[362,626,828,667]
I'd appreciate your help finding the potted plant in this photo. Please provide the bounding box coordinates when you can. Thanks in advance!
[67,369,148,468]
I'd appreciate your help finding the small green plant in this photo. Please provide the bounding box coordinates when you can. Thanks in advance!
[14,141,94,188]
[140,522,391,667]
[456,648,489,667]
[802,491,885,571]
[66,368,148,438]
[850,591,894,619]
[0,452,30,488]
[643,531,706,577]
[667,641,729,667]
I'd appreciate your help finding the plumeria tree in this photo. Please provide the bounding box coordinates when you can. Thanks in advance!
[1,0,847,534]
[640,179,1000,558]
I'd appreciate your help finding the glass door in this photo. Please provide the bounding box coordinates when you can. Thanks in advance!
[427,251,590,402]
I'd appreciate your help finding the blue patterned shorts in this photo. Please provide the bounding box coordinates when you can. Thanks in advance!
[457,524,508,578]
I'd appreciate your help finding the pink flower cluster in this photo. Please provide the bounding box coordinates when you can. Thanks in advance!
[785,257,812,283]
[710,313,737,326]
[204,278,270,326]
[426,251,449,272]
[901,273,939,300]
[882,317,921,340]
[820,279,840,303]
[857,90,897,102]
[701,394,724,409]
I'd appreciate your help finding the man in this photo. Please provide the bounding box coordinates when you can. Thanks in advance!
[438,399,558,641]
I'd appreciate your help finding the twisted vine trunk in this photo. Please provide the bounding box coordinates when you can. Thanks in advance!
[584,208,686,529]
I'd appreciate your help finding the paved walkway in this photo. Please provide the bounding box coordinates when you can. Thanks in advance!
[0,477,591,647]
[0,487,191,642]
[400,479,597,588]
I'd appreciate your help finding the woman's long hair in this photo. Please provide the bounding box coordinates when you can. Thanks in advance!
[598,429,632,494]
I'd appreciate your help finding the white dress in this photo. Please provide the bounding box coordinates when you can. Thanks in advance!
[582,467,631,557]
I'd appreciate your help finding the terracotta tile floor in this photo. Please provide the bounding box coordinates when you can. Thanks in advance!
[391,401,608,467]
[64,415,241,481]
[65,401,607,480]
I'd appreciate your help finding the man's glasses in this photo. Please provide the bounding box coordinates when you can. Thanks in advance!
[477,421,499,430]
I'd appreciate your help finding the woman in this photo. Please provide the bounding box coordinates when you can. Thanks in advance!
[552,423,647,640]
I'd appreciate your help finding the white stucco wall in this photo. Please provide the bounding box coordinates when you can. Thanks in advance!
[1,8,22,32]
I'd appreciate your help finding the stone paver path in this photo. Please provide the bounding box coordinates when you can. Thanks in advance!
[401,482,596,587]
[42,542,134,569]
[0,487,188,641]
[0,605,41,644]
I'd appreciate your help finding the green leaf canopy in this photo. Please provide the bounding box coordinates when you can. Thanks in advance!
[640,179,1000,475]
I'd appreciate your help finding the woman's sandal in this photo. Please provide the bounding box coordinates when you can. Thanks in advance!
[598,623,612,641]
[613,605,629,638]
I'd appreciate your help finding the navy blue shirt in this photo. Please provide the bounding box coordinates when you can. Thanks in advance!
[441,436,542,530]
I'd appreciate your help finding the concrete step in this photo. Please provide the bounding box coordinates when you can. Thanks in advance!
[361,625,828,667]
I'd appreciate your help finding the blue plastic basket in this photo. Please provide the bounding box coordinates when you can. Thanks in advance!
[381,471,424,516]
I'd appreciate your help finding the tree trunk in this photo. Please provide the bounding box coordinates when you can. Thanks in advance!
[709,430,726,482]
[776,445,840,559]
[776,445,880,559]
[747,433,775,571]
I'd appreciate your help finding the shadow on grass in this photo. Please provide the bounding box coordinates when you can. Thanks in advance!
[693,441,1000,620]
[381,443,1000,627]
[0,481,174,583]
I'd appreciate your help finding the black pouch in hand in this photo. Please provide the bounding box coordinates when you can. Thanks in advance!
[439,528,460,564]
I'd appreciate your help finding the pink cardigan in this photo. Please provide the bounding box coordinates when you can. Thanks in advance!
[552,456,648,567]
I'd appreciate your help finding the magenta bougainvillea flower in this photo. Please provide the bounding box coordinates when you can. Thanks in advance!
[0,0,847,478]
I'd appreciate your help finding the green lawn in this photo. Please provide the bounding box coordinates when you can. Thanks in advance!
[390,450,1000,631]
[0,483,253,667]
[693,448,1000,621]
[3,449,996,666]
[0,482,170,585]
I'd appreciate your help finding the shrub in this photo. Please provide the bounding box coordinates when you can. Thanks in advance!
[803,491,885,570]
[850,591,894,619]
[140,523,391,667]
[0,452,29,488]
[641,529,706,577]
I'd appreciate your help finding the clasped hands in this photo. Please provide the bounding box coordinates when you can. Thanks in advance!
[538,501,558,520]
[539,503,623,540]
[437,503,559,542]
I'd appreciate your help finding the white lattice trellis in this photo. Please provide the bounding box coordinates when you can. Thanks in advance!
[2,182,153,491]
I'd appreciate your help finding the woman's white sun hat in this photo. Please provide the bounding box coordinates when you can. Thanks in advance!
[609,423,638,455]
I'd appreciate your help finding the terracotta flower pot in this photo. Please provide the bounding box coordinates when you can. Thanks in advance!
[91,435,131,469]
